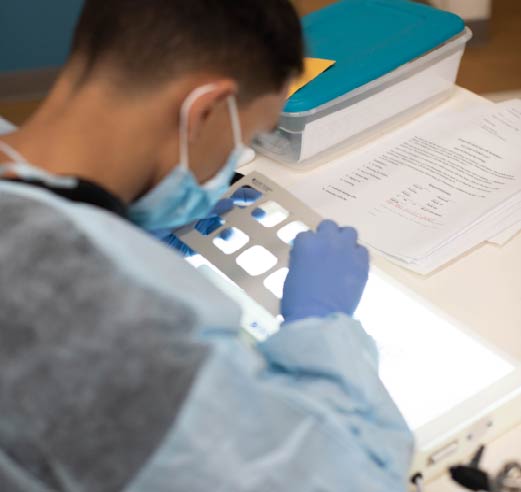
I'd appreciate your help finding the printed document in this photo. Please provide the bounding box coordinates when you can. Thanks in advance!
[292,100,521,272]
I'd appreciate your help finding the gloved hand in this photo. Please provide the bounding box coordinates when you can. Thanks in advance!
[153,187,264,256]
[281,220,370,323]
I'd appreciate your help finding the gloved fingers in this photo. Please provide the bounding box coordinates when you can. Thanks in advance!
[218,228,235,241]
[150,228,176,242]
[178,243,198,257]
[316,219,340,236]
[339,226,359,245]
[231,187,263,206]
[211,198,235,217]
[252,207,267,220]
[162,234,197,257]
[195,216,224,236]
[355,245,370,268]
[292,229,315,250]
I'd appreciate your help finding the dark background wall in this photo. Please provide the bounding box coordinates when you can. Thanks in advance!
[0,0,84,73]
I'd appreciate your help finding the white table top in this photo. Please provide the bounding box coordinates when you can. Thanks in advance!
[241,87,521,490]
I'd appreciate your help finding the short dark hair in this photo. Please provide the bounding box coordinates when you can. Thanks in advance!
[70,0,304,101]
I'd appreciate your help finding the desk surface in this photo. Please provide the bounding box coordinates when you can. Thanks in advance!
[242,87,521,361]
[241,87,521,490]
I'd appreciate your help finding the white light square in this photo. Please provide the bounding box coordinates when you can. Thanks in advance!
[236,246,278,276]
[277,221,310,244]
[213,228,249,255]
[264,268,289,299]
[255,201,290,228]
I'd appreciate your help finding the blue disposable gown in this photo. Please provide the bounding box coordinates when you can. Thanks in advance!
[0,121,413,492]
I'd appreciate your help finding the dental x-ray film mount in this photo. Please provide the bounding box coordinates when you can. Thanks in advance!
[177,172,521,485]
[177,172,323,316]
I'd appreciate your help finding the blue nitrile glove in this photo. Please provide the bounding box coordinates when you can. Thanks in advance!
[153,187,264,256]
[281,220,370,323]
[227,186,265,220]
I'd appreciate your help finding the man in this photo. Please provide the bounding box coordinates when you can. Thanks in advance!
[0,1,413,491]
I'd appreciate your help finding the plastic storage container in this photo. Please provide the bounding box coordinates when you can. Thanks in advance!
[253,0,472,168]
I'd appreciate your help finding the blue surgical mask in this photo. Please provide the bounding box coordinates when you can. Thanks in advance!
[129,84,247,230]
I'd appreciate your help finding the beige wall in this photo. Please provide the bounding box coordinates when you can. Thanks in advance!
[293,0,493,20]
[291,0,334,16]
[428,0,492,20]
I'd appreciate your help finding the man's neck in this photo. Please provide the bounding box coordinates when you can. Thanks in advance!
[0,72,169,204]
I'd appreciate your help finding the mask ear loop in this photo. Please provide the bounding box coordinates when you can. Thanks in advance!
[226,96,243,147]
[178,84,218,172]
[0,141,77,188]
[0,141,29,164]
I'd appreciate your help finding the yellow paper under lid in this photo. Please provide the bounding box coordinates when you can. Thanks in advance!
[288,57,336,99]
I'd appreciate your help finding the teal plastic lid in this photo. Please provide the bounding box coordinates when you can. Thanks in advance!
[285,0,465,114]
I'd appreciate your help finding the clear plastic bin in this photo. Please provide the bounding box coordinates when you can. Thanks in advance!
[253,28,473,168]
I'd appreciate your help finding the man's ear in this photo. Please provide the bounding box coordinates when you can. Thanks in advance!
[186,79,238,142]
